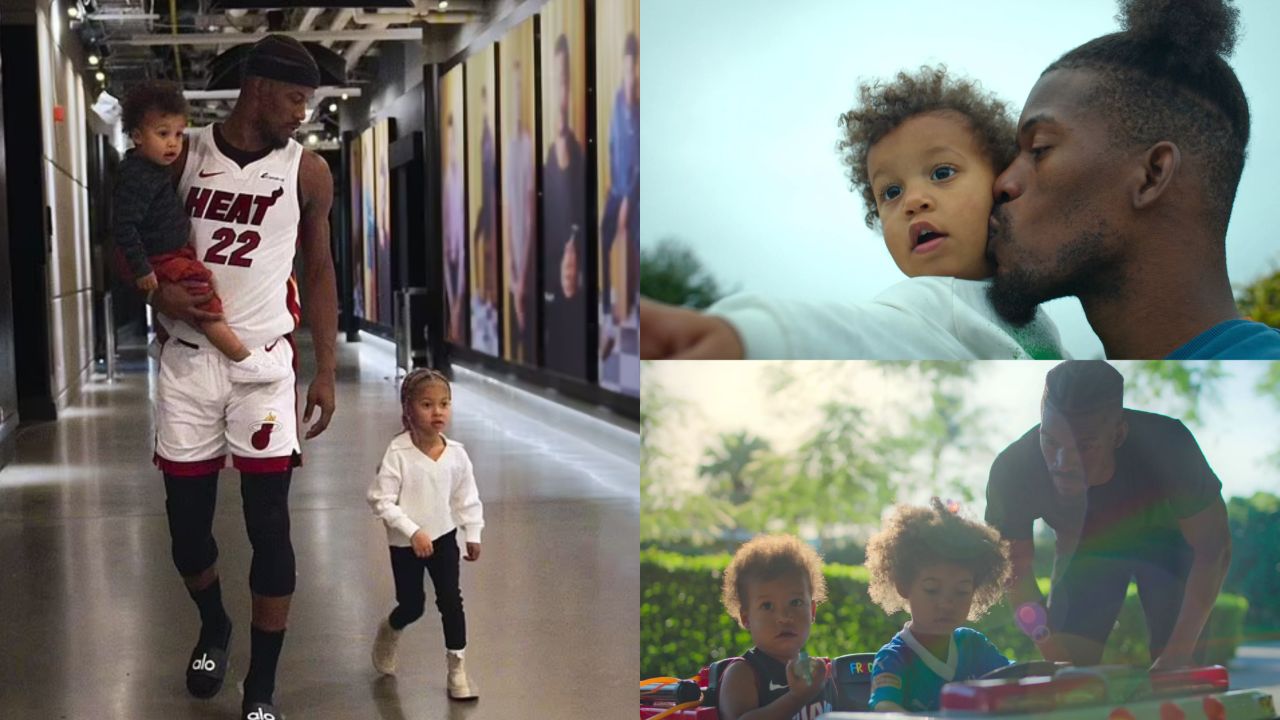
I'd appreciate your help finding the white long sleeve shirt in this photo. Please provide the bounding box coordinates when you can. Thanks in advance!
[707,276,1067,360]
[367,432,485,547]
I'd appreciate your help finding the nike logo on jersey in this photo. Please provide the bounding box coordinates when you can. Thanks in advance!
[769,680,788,691]
[185,186,285,226]
[260,172,286,182]
[198,170,225,178]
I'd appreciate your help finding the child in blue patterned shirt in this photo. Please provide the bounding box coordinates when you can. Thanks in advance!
[864,498,1013,713]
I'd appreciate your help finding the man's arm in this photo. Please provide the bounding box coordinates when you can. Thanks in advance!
[1005,538,1070,662]
[298,149,338,439]
[1153,496,1231,669]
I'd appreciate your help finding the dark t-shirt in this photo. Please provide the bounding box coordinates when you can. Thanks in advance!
[724,647,835,720]
[985,409,1221,561]
[1166,319,1280,359]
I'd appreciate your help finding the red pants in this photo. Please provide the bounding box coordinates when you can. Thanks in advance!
[151,246,223,314]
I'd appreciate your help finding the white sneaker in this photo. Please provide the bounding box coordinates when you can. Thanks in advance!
[372,619,400,676]
[227,349,291,384]
[447,651,478,700]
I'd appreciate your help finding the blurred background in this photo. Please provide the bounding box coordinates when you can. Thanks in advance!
[641,360,1280,686]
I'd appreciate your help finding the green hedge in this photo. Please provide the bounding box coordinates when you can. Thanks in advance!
[641,549,1248,679]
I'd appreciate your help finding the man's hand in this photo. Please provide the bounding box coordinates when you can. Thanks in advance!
[136,272,159,291]
[303,373,336,439]
[464,542,481,561]
[151,280,222,324]
[411,530,434,559]
[639,298,746,359]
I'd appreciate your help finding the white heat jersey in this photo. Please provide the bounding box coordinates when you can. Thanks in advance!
[164,124,304,348]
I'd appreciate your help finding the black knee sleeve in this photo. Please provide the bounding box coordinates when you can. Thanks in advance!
[164,473,220,578]
[240,471,296,597]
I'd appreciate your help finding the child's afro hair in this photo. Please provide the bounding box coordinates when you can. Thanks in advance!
[721,533,827,626]
[122,80,188,134]
[864,498,1010,619]
[836,65,1016,230]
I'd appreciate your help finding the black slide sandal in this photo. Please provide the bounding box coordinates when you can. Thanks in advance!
[243,700,283,720]
[186,622,231,699]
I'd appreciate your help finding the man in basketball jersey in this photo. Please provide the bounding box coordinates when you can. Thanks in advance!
[148,35,337,720]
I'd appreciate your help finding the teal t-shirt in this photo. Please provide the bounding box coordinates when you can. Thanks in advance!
[1167,319,1280,359]
[869,625,1012,712]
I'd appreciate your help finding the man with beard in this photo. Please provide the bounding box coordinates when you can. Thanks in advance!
[986,361,1230,670]
[986,0,1280,358]
[147,34,338,720]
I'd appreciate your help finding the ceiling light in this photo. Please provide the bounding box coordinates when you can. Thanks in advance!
[328,102,337,112]
[88,54,100,66]
[67,6,80,19]
[94,71,105,82]
[439,1,449,8]
[341,93,349,101]
[307,133,318,145]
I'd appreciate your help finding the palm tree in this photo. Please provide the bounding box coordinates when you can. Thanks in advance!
[699,431,770,507]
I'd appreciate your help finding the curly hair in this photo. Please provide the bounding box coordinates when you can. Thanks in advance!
[864,498,1010,620]
[399,368,451,433]
[721,534,828,626]
[836,65,1017,230]
[1044,0,1248,236]
[121,80,188,134]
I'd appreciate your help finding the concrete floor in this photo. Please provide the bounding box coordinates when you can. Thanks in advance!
[0,333,639,719]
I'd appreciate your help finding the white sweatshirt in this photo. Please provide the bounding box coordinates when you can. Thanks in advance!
[707,276,1066,360]
[367,432,485,547]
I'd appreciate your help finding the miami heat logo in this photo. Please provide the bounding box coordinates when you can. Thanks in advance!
[251,412,278,450]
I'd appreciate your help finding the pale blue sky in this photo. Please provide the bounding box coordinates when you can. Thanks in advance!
[645,361,1280,514]
[641,0,1280,359]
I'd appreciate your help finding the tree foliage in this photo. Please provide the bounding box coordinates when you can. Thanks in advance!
[1224,491,1280,630]
[639,237,726,309]
[1237,268,1280,329]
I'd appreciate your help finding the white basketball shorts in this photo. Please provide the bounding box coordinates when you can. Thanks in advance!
[153,335,302,475]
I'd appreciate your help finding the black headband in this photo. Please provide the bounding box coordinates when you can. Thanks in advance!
[244,35,320,89]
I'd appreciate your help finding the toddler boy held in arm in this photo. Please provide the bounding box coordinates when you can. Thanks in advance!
[113,80,289,383]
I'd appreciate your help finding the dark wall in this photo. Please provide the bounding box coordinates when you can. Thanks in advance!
[0,23,17,467]
[1,23,54,424]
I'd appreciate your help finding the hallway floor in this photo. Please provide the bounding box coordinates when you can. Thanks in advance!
[0,333,639,719]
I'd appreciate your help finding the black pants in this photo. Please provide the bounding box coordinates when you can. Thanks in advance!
[1047,544,1207,665]
[388,529,466,650]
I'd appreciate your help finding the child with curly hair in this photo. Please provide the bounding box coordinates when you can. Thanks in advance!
[640,65,1065,360]
[864,499,1013,713]
[718,534,835,720]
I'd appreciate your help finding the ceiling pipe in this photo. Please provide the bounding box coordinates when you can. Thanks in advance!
[122,28,422,46]
[343,17,392,71]
[184,86,363,100]
[296,6,322,32]
[349,8,482,25]
[320,8,354,48]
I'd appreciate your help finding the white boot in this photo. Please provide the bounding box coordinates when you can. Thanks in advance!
[371,619,400,675]
[447,650,478,700]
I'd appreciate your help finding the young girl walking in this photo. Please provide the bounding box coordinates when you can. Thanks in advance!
[368,369,484,699]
